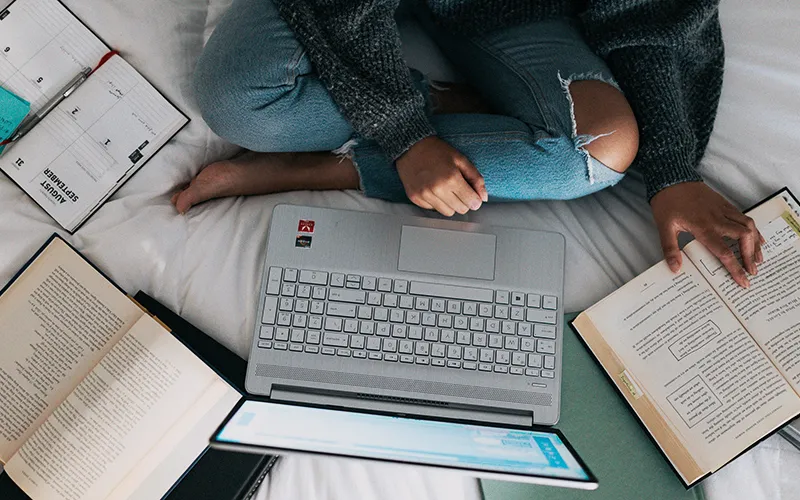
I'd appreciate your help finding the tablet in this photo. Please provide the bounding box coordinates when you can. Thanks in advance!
[210,400,597,490]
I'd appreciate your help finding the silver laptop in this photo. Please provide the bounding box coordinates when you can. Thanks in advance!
[246,204,566,428]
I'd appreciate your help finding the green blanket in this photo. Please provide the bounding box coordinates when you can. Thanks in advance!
[481,314,703,500]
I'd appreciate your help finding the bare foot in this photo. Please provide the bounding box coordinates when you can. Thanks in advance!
[172,151,359,213]
[430,82,494,114]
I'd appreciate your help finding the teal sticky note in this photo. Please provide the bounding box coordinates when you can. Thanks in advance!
[0,86,31,154]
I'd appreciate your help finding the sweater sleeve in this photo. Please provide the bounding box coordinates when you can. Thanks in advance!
[581,0,724,200]
[274,0,435,160]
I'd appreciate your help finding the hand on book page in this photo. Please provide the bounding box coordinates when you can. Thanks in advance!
[685,209,800,392]
[584,260,800,475]
[650,182,763,288]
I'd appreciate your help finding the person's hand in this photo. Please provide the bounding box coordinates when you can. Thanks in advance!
[396,136,488,217]
[651,181,764,288]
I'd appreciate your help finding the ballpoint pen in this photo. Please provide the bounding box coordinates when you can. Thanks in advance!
[3,66,92,146]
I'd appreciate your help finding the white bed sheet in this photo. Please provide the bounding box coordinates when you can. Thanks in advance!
[0,0,798,498]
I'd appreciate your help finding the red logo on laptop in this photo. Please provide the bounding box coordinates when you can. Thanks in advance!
[298,220,315,233]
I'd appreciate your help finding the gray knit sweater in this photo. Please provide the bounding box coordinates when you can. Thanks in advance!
[275,0,723,200]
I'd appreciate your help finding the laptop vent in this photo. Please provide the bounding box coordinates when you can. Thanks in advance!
[355,392,450,407]
[254,364,552,407]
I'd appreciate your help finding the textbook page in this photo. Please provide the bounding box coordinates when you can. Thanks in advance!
[0,0,108,115]
[580,259,800,478]
[685,194,800,394]
[0,54,187,231]
[4,315,234,500]
[0,238,143,462]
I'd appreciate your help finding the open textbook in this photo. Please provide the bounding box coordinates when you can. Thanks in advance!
[573,188,800,487]
[0,236,241,500]
[0,0,188,232]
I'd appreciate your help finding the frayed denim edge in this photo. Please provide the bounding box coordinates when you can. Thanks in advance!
[557,71,618,184]
[332,138,368,192]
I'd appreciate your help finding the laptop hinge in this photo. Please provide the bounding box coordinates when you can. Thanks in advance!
[270,386,534,427]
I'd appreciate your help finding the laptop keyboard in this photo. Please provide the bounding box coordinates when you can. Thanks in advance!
[257,267,560,379]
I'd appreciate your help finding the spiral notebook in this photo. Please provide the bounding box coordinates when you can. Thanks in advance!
[0,0,188,232]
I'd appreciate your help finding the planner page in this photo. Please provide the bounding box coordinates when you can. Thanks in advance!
[0,0,108,114]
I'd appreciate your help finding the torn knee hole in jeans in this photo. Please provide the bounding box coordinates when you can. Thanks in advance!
[332,138,358,160]
[558,71,619,184]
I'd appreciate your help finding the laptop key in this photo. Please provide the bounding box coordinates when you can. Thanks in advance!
[528,353,543,368]
[382,338,398,352]
[385,353,399,362]
[353,350,367,358]
[440,330,455,343]
[328,289,365,304]
[447,360,462,369]
[511,292,525,306]
[274,342,288,350]
[525,368,540,377]
[377,278,392,292]
[259,326,274,340]
[276,312,292,326]
[544,355,556,370]
[510,307,524,321]
[431,359,446,367]
[400,355,414,363]
[299,270,328,285]
[463,361,477,370]
[324,317,343,331]
[526,308,557,325]
[296,285,311,299]
[518,323,532,336]
[337,349,352,357]
[543,295,558,310]
[537,339,556,354]
[330,273,345,287]
[512,352,527,366]
[323,332,348,347]
[415,342,430,355]
[495,291,509,304]
[446,300,462,314]
[541,369,555,378]
[344,319,359,333]
[309,316,323,330]
[266,267,282,295]
[290,344,303,352]
[283,268,298,282]
[369,352,383,360]
[494,365,509,374]
[305,345,319,354]
[534,324,557,339]
[366,337,381,350]
[275,328,289,341]
[415,356,430,365]
[367,292,382,305]
[306,331,321,344]
[431,298,446,312]
[281,283,296,297]
[262,296,278,324]
[362,276,377,290]
[478,363,492,371]
[258,340,273,349]
[510,367,524,375]
[472,333,487,347]
[351,336,365,349]
[321,347,335,355]
[464,347,478,361]
[431,344,446,358]
[290,329,305,343]
[408,326,423,340]
[312,286,327,300]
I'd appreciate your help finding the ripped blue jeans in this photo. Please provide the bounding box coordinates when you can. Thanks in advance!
[194,0,625,202]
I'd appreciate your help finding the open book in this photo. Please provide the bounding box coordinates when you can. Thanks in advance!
[572,188,800,486]
[0,0,188,232]
[0,236,242,500]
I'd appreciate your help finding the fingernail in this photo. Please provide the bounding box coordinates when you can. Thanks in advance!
[470,201,482,211]
[667,258,679,272]
[743,278,750,288]
[482,193,489,203]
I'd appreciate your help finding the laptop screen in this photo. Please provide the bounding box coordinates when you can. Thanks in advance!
[214,400,592,484]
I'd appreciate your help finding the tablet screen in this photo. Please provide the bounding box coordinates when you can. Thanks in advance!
[214,401,591,482]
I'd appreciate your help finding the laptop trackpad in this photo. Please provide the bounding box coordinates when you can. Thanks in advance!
[397,225,496,280]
